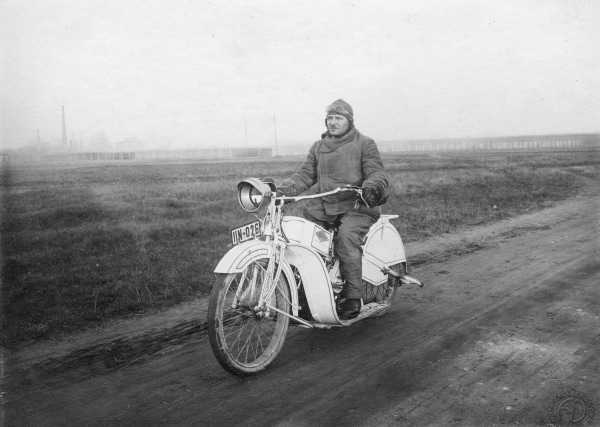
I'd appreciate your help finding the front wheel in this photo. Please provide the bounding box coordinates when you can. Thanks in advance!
[362,262,405,318]
[207,258,291,376]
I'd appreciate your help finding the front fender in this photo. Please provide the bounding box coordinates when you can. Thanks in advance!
[214,240,298,316]
[214,240,273,274]
[285,243,342,325]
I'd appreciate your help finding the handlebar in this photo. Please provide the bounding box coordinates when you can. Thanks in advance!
[267,186,371,208]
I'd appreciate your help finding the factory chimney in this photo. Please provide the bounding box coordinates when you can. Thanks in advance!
[61,105,68,149]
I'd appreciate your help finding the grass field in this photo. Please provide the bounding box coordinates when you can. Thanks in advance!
[1,150,597,345]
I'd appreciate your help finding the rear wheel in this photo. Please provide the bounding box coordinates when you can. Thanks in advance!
[207,259,291,376]
[362,262,405,318]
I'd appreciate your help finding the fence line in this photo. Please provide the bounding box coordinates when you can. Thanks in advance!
[378,139,586,153]
[2,147,273,163]
[2,137,599,163]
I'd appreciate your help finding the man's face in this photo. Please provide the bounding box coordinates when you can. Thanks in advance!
[326,114,350,136]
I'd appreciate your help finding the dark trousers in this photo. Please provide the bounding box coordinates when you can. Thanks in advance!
[302,201,377,300]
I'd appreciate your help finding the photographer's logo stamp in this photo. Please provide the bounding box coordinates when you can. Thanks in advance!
[548,390,595,424]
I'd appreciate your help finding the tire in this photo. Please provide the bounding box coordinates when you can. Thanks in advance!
[207,258,291,376]
[362,262,405,318]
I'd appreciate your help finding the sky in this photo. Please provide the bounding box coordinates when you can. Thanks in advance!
[1,0,599,149]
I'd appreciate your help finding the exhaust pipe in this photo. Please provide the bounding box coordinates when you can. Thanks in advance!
[382,266,424,288]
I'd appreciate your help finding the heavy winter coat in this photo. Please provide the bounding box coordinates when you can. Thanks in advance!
[283,128,389,216]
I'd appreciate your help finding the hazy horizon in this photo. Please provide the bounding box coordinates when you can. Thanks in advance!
[2,0,599,150]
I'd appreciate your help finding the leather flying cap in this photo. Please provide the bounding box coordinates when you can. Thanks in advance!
[325,99,353,122]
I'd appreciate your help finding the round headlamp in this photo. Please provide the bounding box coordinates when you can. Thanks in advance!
[237,178,276,213]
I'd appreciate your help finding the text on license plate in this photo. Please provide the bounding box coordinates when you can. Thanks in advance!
[231,221,261,245]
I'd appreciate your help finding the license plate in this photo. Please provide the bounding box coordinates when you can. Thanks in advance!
[231,221,261,245]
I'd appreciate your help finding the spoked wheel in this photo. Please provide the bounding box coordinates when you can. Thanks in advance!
[207,258,291,376]
[362,262,406,318]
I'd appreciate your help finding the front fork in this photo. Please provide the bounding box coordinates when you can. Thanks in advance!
[229,242,287,313]
[258,241,286,304]
[258,241,315,328]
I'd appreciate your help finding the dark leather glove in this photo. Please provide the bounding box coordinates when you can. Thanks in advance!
[277,183,300,197]
[362,186,381,208]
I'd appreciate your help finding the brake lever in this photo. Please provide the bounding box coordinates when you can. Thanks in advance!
[357,189,371,209]
[342,185,371,209]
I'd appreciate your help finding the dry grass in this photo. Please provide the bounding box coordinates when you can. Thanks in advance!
[1,151,596,345]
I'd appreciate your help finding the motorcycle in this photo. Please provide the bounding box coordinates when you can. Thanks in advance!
[207,178,423,376]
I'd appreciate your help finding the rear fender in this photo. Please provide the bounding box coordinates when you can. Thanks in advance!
[362,215,407,286]
[214,240,299,316]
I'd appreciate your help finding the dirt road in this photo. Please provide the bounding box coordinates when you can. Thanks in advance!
[4,186,599,426]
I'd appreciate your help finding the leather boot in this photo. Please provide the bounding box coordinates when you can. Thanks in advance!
[338,298,361,320]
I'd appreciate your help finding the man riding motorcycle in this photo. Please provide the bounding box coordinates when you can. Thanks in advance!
[277,99,390,319]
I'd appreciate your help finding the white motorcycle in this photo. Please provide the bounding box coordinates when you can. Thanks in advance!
[207,178,423,376]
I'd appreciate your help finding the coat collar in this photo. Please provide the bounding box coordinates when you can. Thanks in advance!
[319,128,358,153]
